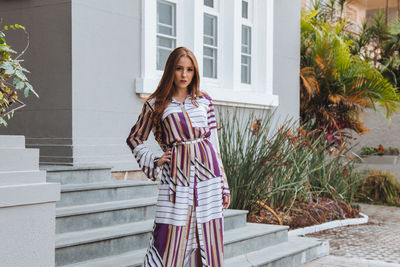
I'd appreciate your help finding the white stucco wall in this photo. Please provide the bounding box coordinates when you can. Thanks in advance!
[354,110,400,151]
[0,203,56,267]
[70,0,300,171]
[273,0,300,126]
[71,0,154,170]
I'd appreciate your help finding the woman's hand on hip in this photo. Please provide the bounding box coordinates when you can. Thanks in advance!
[223,194,231,209]
[157,148,172,167]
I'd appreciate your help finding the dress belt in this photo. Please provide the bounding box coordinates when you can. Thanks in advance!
[171,137,207,146]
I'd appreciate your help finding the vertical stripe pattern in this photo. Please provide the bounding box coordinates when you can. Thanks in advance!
[127,94,230,266]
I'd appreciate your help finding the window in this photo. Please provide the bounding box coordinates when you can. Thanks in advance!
[203,13,218,78]
[157,0,176,70]
[241,25,251,84]
[204,0,214,8]
[242,0,248,19]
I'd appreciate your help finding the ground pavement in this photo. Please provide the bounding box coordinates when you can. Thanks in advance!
[301,203,400,267]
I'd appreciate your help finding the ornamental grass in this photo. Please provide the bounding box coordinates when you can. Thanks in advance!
[217,107,362,213]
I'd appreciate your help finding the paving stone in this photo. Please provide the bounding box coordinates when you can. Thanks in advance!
[300,204,400,266]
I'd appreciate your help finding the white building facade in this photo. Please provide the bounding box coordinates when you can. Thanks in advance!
[0,0,300,171]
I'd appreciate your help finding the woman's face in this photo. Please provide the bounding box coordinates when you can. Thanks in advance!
[173,56,194,91]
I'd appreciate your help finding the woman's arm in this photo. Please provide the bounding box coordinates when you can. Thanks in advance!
[126,100,161,181]
[206,96,230,197]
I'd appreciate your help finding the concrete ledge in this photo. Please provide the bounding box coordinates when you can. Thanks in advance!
[0,148,39,171]
[0,135,25,148]
[0,183,61,208]
[361,155,399,165]
[0,170,46,185]
[288,212,369,237]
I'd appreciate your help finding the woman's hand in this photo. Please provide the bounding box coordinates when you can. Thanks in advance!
[223,194,231,209]
[157,148,172,167]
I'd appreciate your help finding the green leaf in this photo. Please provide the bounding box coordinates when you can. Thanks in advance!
[15,70,27,81]
[0,44,17,53]
[13,77,25,90]
[25,82,39,98]
[1,61,15,75]
[0,117,8,127]
[24,86,30,97]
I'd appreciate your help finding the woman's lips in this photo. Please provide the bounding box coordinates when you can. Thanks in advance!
[180,80,187,83]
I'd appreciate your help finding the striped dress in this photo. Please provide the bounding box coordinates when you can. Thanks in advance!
[126,94,230,267]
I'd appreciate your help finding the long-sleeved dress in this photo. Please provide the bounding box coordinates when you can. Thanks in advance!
[126,93,230,267]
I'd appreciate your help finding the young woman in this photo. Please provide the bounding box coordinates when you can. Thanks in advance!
[127,46,230,267]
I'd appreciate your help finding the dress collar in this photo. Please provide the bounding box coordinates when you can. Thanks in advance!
[171,94,195,104]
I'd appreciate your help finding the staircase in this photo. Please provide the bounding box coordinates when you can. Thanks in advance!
[0,135,60,266]
[47,166,328,266]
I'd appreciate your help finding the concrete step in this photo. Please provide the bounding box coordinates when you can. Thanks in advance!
[223,209,248,231]
[63,249,146,267]
[224,236,329,266]
[0,148,39,171]
[56,197,157,234]
[55,221,288,266]
[224,223,288,259]
[57,181,158,207]
[61,237,329,267]
[43,165,113,185]
[0,170,46,186]
[0,135,25,149]
[55,220,154,266]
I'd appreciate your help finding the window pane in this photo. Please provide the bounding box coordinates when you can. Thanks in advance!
[242,1,248,19]
[241,25,251,54]
[242,26,248,45]
[158,36,174,48]
[157,41,175,70]
[241,56,251,84]
[204,14,217,47]
[204,46,214,57]
[241,65,247,83]
[204,57,213,77]
[157,0,175,36]
[158,25,172,35]
[204,0,214,8]
[203,47,217,78]
[241,55,248,64]
[158,1,173,25]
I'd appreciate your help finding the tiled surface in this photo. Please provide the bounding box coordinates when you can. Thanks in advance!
[301,204,400,266]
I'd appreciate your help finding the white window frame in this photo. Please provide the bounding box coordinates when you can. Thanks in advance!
[240,0,253,87]
[203,2,219,79]
[156,0,177,71]
[136,0,278,109]
[136,0,183,95]
[241,25,251,84]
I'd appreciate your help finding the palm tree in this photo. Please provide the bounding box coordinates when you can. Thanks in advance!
[386,0,390,26]
[300,11,400,145]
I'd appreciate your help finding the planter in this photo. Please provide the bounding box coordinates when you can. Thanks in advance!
[361,155,399,165]
[288,212,369,237]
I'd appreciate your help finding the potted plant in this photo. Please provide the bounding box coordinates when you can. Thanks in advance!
[359,144,400,164]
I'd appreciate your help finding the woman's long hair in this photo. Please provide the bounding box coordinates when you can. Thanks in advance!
[147,46,206,144]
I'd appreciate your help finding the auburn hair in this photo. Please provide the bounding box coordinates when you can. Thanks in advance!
[147,46,206,144]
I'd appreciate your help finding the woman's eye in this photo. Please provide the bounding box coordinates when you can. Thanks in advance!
[188,68,193,71]
[176,67,182,70]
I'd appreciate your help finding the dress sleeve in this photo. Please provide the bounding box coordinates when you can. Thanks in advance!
[126,100,161,181]
[207,97,230,197]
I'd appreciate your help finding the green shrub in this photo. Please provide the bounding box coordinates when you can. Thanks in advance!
[356,170,400,204]
[217,107,361,211]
